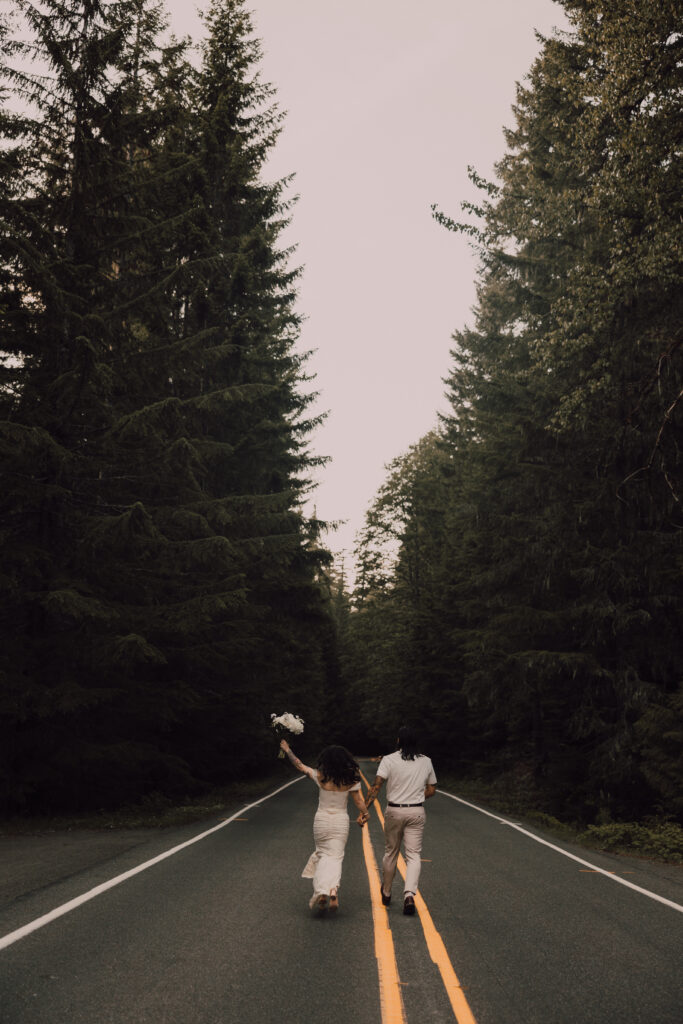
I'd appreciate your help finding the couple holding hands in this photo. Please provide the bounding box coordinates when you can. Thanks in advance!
[280,725,437,916]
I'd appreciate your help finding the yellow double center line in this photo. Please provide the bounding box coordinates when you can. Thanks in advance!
[360,809,407,1024]
[360,772,477,1024]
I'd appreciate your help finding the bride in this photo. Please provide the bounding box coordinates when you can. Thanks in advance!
[280,739,368,912]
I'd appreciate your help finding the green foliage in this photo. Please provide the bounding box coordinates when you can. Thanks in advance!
[0,0,334,813]
[582,822,683,863]
[343,0,682,827]
[340,433,468,758]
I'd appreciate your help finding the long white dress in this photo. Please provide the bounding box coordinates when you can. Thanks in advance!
[301,770,361,902]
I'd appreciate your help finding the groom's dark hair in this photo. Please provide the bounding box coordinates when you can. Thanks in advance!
[397,726,421,761]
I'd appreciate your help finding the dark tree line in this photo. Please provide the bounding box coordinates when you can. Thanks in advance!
[338,0,682,825]
[0,0,334,813]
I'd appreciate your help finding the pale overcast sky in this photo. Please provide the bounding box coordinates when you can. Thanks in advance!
[167,0,566,565]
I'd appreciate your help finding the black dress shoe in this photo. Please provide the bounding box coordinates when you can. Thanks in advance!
[403,894,416,916]
[380,885,391,906]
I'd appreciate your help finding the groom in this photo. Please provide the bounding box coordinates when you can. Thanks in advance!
[364,726,437,915]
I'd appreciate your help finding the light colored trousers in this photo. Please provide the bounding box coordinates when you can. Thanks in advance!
[382,805,426,895]
[302,809,349,896]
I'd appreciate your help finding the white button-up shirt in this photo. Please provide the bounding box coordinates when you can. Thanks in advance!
[376,750,437,804]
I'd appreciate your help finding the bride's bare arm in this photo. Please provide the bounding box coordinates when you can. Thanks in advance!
[279,739,312,775]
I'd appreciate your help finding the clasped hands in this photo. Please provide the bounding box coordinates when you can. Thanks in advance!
[356,808,370,827]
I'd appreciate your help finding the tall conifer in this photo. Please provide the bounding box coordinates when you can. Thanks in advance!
[0,0,333,810]
[344,0,682,822]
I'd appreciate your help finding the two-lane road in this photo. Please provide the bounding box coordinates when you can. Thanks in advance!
[1,763,682,1023]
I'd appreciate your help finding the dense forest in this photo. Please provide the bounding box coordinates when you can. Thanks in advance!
[0,0,336,812]
[1,0,681,826]
[336,0,682,826]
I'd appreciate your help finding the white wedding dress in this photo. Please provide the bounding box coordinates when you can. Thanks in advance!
[301,770,361,904]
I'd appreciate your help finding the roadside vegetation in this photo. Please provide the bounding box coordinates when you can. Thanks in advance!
[437,775,683,864]
[0,771,290,833]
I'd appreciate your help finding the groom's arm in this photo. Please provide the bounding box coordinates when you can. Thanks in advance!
[364,775,385,808]
[352,789,369,826]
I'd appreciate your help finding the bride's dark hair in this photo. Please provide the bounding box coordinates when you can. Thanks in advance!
[317,745,361,787]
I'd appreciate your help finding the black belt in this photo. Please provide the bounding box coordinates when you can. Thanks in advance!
[388,802,424,807]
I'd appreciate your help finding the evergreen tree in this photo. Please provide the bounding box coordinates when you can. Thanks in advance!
[342,434,465,757]
[432,1,682,819]
[167,0,333,776]
[346,0,682,822]
[0,0,333,811]
[0,0,186,810]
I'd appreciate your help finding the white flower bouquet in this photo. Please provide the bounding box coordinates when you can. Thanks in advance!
[271,712,304,757]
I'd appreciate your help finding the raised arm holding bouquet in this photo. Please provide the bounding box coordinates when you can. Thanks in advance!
[271,712,304,756]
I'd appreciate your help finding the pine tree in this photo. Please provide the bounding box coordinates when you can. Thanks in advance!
[0,0,333,811]
[431,1,682,819]
[346,0,682,822]
[160,0,333,777]
[0,0,190,810]
[341,434,465,756]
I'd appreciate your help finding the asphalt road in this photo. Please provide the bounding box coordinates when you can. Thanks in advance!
[1,762,682,1024]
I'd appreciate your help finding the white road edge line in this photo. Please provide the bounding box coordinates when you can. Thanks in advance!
[437,789,683,915]
[0,776,304,952]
